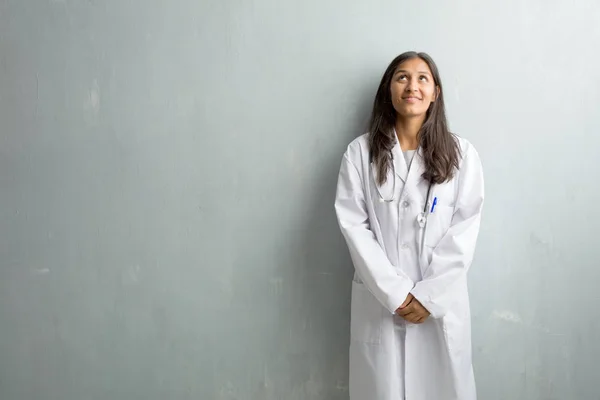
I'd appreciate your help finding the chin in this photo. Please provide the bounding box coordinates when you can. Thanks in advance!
[398,110,427,119]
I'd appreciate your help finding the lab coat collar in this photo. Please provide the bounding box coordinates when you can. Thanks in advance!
[391,140,408,183]
[392,139,426,187]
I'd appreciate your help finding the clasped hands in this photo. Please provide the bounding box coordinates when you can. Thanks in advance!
[395,294,430,324]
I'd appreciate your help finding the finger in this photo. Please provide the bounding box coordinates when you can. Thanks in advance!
[402,312,419,323]
[410,312,428,324]
[397,305,413,316]
[400,295,414,309]
[412,304,429,316]
[413,308,426,317]
[414,310,427,319]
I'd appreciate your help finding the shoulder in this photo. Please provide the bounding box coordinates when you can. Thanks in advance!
[453,135,484,191]
[454,134,482,168]
[342,133,370,165]
[345,133,370,154]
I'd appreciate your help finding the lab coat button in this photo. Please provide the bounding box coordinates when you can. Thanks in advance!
[401,243,409,250]
[402,201,410,208]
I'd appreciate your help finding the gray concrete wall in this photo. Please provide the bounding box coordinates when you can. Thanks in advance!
[1,1,599,399]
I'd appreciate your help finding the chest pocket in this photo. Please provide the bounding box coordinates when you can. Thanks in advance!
[424,204,454,247]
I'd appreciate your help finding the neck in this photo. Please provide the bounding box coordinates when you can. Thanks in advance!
[395,116,425,151]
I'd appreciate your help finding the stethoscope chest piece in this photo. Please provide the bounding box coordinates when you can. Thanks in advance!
[417,212,427,228]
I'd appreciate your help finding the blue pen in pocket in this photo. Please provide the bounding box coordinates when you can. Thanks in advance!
[430,197,438,213]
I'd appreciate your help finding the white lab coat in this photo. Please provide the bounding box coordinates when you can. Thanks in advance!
[334,133,484,400]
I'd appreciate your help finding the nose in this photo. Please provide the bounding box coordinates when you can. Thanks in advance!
[405,79,418,92]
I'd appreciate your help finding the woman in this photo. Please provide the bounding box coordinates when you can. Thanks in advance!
[334,51,484,400]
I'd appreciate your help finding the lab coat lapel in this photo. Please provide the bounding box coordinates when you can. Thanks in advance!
[392,140,408,183]
[405,147,426,189]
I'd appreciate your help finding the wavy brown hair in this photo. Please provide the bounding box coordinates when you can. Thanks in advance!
[368,51,460,185]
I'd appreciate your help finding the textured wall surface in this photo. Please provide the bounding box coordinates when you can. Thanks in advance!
[1,1,599,399]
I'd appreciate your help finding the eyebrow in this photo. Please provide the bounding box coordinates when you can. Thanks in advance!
[394,69,432,76]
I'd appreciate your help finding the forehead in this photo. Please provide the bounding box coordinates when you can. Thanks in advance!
[394,57,433,75]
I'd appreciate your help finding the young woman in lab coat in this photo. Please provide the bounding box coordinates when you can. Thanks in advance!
[334,51,484,400]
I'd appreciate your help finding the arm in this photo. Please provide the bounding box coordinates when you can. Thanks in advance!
[410,145,485,319]
[334,152,415,314]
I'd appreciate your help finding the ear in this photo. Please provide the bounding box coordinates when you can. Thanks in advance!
[432,86,441,102]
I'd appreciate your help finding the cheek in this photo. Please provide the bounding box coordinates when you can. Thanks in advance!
[389,85,403,107]
[422,86,436,102]
[390,84,403,99]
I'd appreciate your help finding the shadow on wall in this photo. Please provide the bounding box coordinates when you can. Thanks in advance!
[280,85,375,399]
[225,77,377,400]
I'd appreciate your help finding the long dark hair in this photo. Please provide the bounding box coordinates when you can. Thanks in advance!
[368,51,460,185]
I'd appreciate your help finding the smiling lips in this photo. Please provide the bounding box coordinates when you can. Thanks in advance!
[402,96,421,103]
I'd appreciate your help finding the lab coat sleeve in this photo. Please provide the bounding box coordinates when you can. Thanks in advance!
[410,145,484,319]
[334,153,415,314]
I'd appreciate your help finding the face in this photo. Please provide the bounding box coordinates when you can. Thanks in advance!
[390,57,438,119]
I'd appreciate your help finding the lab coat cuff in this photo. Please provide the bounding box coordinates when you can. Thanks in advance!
[386,279,415,315]
[409,288,447,319]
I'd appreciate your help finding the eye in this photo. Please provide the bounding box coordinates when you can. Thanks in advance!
[397,74,407,81]
[419,75,429,82]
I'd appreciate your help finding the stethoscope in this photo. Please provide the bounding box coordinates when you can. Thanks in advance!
[374,159,435,257]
